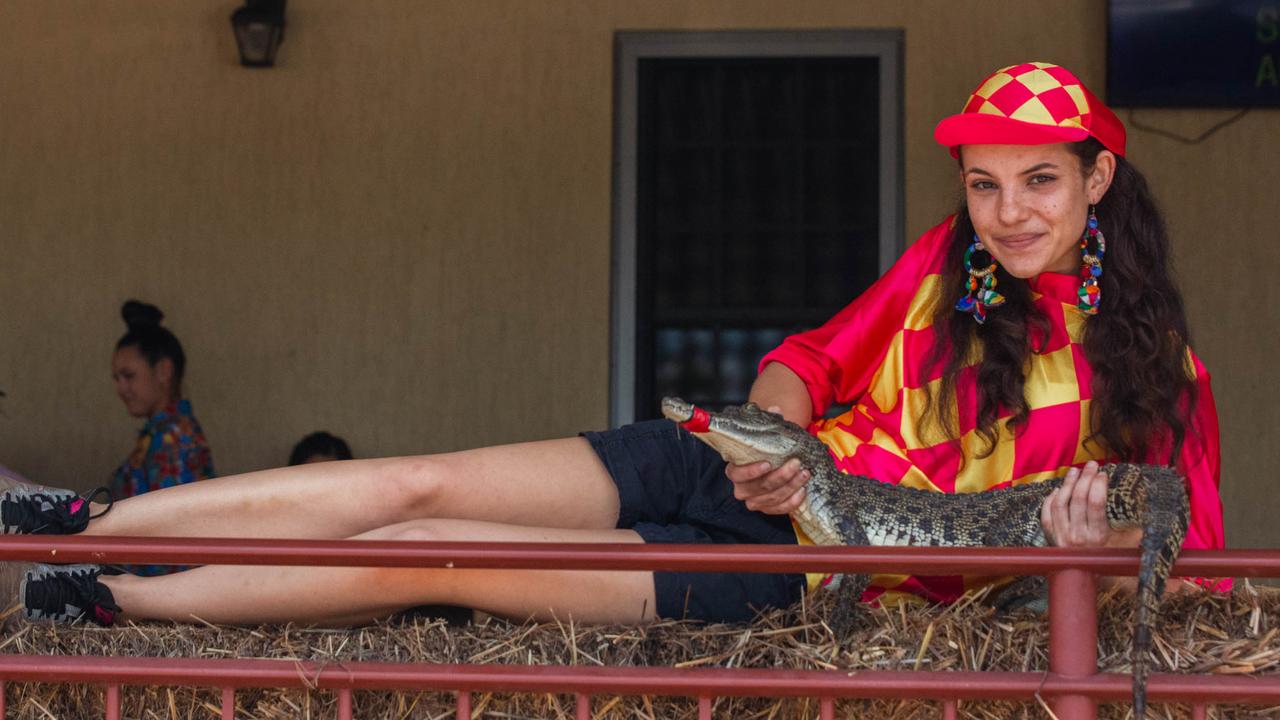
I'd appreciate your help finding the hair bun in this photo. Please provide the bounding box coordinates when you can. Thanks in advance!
[121,300,164,329]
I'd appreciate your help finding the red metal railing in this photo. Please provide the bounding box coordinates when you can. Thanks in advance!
[0,536,1277,720]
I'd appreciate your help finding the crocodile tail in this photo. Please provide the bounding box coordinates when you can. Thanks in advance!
[1131,464,1191,720]
[1132,622,1151,719]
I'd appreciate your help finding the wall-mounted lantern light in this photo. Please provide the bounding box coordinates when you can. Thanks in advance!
[231,0,286,67]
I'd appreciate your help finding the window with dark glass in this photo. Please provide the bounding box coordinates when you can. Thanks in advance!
[634,57,883,419]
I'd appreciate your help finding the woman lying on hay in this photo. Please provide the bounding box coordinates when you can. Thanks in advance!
[2,62,1226,635]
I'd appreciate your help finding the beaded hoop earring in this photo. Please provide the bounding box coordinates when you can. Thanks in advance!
[955,234,1006,324]
[1077,207,1105,315]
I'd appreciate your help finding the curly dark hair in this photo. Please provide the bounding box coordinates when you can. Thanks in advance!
[922,139,1197,465]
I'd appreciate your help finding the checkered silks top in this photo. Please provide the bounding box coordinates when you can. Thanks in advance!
[759,217,1226,602]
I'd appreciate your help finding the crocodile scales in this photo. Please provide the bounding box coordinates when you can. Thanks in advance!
[661,396,1190,719]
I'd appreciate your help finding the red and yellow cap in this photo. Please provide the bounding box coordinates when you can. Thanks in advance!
[934,62,1126,158]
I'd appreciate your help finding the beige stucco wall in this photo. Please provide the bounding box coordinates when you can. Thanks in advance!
[0,1,1276,548]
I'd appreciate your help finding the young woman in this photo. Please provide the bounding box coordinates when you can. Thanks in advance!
[4,63,1224,627]
[108,300,216,576]
[109,300,215,503]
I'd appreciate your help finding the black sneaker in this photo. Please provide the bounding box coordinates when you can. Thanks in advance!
[22,564,120,626]
[0,485,111,534]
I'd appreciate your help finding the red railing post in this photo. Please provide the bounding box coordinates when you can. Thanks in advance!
[456,690,471,719]
[105,683,121,720]
[1049,568,1099,719]
[576,692,590,719]
[337,687,353,719]
[221,686,235,719]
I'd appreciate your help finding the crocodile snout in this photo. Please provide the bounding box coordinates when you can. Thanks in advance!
[660,396,694,423]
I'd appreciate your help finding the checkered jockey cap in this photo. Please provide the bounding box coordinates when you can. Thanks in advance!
[934,62,1126,157]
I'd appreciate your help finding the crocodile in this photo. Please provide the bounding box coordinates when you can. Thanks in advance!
[661,396,1190,719]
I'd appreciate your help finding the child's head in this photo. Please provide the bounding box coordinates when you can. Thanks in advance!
[288,432,354,466]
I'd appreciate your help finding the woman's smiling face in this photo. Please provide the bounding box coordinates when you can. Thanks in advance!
[961,143,1115,278]
[112,345,172,418]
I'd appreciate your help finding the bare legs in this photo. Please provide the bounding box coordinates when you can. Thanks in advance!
[102,521,656,626]
[79,437,657,625]
[86,437,621,539]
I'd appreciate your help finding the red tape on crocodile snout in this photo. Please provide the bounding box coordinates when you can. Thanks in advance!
[680,407,711,433]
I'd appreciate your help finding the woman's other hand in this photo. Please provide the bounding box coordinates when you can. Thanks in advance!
[1041,460,1143,548]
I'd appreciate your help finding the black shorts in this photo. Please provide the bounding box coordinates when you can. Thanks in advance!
[582,419,805,622]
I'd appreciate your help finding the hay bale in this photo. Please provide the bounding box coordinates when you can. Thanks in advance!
[1,584,1277,719]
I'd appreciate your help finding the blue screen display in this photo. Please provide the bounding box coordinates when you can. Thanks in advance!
[1108,0,1280,107]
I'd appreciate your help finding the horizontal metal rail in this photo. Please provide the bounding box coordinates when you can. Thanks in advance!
[0,655,1278,703]
[0,534,1275,575]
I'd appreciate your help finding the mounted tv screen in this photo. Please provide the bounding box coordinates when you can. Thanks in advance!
[1108,0,1279,107]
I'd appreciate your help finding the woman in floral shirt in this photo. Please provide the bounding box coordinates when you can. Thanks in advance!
[109,300,215,574]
